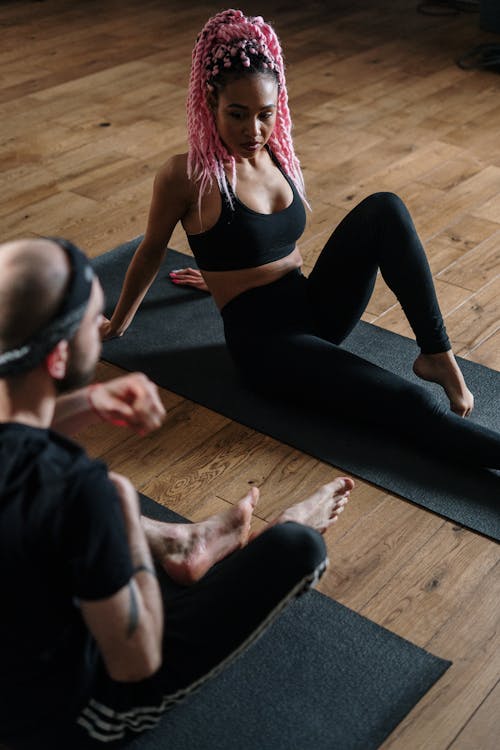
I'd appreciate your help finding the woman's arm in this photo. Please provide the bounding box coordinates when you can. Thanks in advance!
[103,156,193,339]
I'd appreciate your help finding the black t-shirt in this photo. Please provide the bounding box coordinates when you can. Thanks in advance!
[0,422,134,740]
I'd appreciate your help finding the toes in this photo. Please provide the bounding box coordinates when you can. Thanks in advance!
[329,495,349,519]
[238,487,260,509]
[330,478,348,493]
[330,503,346,519]
[246,486,260,508]
[250,486,260,505]
[341,476,355,491]
[333,494,350,509]
[330,476,355,494]
[333,496,348,509]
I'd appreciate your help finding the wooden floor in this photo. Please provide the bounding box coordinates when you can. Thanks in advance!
[1,0,499,747]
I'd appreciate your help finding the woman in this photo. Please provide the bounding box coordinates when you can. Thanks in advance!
[103,9,499,468]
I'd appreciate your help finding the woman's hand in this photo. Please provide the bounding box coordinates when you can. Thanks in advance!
[169,268,209,292]
[100,317,124,341]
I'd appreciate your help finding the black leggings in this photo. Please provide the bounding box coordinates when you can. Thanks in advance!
[222,193,500,468]
[57,523,326,747]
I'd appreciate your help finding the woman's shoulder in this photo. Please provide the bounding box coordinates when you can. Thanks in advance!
[155,152,190,189]
[152,153,198,212]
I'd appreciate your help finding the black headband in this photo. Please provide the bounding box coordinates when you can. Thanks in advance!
[0,238,94,377]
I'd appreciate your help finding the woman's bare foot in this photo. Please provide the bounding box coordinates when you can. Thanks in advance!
[143,488,259,585]
[272,477,354,534]
[413,350,474,417]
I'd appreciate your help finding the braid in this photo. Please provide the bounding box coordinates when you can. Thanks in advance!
[187,9,307,211]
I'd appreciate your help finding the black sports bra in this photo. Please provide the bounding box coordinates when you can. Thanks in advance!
[186,151,306,272]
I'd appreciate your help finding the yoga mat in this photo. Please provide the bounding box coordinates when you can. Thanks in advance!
[93,238,500,541]
[126,494,451,750]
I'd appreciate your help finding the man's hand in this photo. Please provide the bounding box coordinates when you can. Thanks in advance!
[89,373,166,435]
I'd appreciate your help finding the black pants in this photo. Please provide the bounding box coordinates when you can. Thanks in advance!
[59,523,326,747]
[222,193,500,468]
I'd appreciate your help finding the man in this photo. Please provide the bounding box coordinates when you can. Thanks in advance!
[0,237,353,748]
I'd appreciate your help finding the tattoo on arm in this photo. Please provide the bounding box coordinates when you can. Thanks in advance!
[126,565,157,637]
[127,581,139,637]
[133,563,157,577]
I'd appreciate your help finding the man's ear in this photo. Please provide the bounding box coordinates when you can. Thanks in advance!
[45,340,69,380]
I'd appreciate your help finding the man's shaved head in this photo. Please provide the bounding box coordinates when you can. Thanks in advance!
[0,238,71,354]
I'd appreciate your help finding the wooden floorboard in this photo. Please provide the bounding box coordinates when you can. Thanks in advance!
[1,1,499,747]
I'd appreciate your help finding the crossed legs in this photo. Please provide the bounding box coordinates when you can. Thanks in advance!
[70,479,354,746]
[143,477,353,585]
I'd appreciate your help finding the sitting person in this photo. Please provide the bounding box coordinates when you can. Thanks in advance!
[0,237,353,749]
[102,8,500,469]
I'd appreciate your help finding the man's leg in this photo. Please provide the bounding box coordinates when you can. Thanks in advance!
[71,479,353,745]
[72,523,327,745]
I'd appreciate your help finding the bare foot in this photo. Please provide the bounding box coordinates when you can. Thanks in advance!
[413,350,474,417]
[273,477,354,534]
[143,488,259,585]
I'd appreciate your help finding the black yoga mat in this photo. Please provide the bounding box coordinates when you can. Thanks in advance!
[126,494,451,750]
[93,238,500,541]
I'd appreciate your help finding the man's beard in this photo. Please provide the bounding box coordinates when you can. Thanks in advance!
[55,340,97,394]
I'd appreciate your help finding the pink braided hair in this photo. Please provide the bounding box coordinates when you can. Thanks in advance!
[187,9,307,211]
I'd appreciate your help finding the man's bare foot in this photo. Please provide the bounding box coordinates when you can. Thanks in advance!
[413,350,474,417]
[143,488,259,585]
[272,477,354,534]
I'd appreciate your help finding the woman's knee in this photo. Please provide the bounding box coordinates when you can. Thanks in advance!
[358,191,408,222]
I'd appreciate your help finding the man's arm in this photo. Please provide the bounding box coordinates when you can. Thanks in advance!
[52,372,166,437]
[80,473,164,682]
